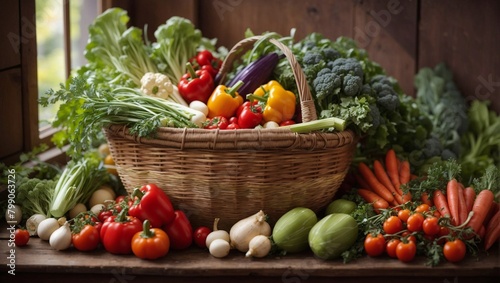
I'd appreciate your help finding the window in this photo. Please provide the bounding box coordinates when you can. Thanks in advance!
[37,0,99,131]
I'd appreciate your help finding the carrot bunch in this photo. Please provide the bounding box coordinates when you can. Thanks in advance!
[432,168,499,250]
[356,149,413,212]
[358,153,500,251]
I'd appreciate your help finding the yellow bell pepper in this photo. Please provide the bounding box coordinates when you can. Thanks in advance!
[207,81,244,118]
[250,80,296,124]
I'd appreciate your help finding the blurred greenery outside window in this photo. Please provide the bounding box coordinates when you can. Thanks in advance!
[37,0,99,129]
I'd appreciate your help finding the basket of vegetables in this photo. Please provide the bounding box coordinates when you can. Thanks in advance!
[102,35,358,228]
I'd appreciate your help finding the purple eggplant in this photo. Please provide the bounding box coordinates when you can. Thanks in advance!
[226,53,280,96]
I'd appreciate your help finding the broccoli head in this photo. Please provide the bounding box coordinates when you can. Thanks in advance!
[312,68,342,106]
[370,75,400,112]
[16,178,56,218]
[328,58,364,79]
[322,47,341,62]
[302,51,323,66]
[343,74,363,96]
[423,135,443,159]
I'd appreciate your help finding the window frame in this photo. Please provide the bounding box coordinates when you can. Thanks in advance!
[3,0,110,165]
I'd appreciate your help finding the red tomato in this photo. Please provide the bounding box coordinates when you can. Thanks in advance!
[396,241,417,262]
[443,239,466,262]
[398,209,411,223]
[422,216,440,236]
[407,213,424,232]
[163,210,193,250]
[14,229,30,247]
[193,226,211,248]
[72,224,100,252]
[98,209,114,223]
[383,216,403,234]
[415,203,430,213]
[385,238,401,258]
[364,233,386,257]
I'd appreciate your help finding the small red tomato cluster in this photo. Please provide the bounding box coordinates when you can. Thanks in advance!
[68,183,211,260]
[364,204,468,264]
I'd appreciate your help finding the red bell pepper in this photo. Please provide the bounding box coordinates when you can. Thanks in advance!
[100,208,143,254]
[163,210,193,250]
[129,184,175,228]
[237,101,263,129]
[178,62,214,104]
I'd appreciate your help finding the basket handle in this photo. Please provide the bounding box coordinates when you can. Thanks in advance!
[217,36,318,122]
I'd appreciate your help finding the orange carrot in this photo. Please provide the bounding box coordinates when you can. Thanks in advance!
[464,186,476,213]
[483,201,499,228]
[433,189,452,219]
[373,160,397,194]
[385,149,401,193]
[468,190,495,234]
[420,192,433,206]
[357,189,389,212]
[446,178,460,226]
[457,183,468,225]
[410,174,418,181]
[358,162,394,203]
[373,160,403,204]
[399,160,411,186]
[484,206,500,250]
[355,174,372,191]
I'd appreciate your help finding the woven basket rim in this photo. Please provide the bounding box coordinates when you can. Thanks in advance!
[105,124,358,151]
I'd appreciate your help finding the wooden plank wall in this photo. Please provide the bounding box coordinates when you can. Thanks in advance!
[0,0,38,163]
[1,0,498,163]
[110,0,499,113]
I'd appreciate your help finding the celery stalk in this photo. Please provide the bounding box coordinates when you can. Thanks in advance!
[283,117,346,133]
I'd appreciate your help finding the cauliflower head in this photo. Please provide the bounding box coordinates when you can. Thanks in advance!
[140,72,174,100]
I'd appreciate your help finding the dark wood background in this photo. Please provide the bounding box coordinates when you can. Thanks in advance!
[1,0,499,162]
[105,0,500,110]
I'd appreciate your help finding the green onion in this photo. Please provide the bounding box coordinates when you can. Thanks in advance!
[283,117,346,133]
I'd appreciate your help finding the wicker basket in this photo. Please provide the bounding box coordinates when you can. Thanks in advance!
[104,36,358,229]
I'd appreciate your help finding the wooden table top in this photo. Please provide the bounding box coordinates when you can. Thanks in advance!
[1,229,499,283]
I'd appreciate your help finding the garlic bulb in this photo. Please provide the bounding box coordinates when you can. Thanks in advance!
[229,210,271,252]
[205,218,230,248]
[246,235,272,258]
[49,222,72,251]
[37,218,60,241]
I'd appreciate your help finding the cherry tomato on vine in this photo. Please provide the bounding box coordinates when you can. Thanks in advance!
[193,226,211,248]
[407,213,424,232]
[396,241,417,262]
[422,216,440,236]
[383,216,403,234]
[415,203,430,213]
[14,229,30,247]
[385,238,401,258]
[443,239,466,263]
[398,209,411,223]
[72,224,100,252]
[364,233,386,257]
[401,231,417,243]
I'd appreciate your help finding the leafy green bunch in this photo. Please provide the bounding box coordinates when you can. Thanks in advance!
[261,33,433,171]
